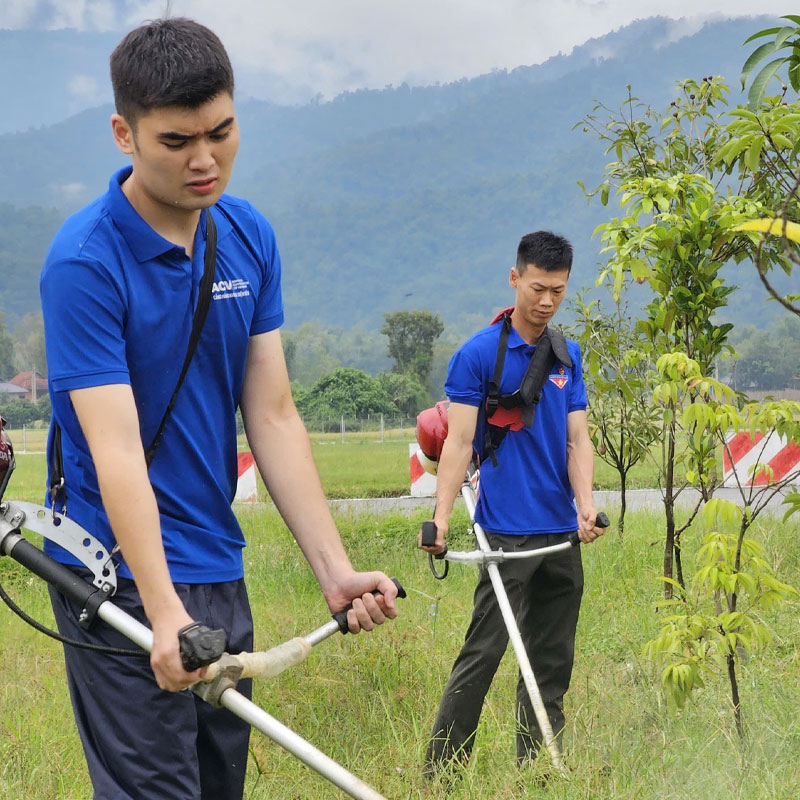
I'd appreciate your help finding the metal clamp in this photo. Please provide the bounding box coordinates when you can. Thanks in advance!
[0,501,117,592]
[192,654,243,706]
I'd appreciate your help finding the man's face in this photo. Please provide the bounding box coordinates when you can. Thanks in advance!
[112,92,239,213]
[510,263,570,328]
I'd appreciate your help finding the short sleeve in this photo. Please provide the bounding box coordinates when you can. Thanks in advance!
[444,343,485,407]
[249,214,284,335]
[40,257,130,393]
[568,344,587,412]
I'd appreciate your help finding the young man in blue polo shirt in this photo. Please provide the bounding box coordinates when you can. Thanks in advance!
[40,18,398,800]
[420,231,605,774]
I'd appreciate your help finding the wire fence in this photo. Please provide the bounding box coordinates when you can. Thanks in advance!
[9,415,418,455]
[301,414,416,439]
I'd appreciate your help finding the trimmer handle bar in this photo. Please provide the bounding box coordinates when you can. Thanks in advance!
[421,511,610,570]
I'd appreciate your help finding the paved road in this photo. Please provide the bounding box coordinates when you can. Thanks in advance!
[319,487,795,518]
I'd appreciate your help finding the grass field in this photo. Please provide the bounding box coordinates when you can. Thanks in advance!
[0,505,798,799]
[6,427,665,503]
[2,430,792,799]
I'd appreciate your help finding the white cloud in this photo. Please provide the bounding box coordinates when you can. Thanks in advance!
[67,73,100,101]
[1,0,792,99]
[51,181,89,201]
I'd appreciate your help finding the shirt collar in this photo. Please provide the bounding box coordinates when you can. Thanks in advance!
[105,166,231,262]
[504,321,530,349]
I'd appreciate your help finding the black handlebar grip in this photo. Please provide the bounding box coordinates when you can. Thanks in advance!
[332,577,407,634]
[567,511,611,546]
[421,520,437,547]
[178,622,227,671]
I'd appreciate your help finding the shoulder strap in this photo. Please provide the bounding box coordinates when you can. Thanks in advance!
[49,209,218,510]
[482,312,512,467]
[144,210,217,467]
[517,328,557,428]
[485,311,511,418]
[548,329,572,368]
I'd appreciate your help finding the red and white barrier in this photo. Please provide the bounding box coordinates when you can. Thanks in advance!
[409,444,437,498]
[722,431,800,487]
[235,451,258,503]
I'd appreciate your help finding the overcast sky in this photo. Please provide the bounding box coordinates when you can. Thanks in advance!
[0,1,791,100]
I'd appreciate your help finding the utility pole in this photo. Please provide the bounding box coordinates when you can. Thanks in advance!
[31,363,37,403]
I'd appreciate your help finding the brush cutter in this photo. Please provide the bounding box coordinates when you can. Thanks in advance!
[0,449,402,800]
[419,461,608,774]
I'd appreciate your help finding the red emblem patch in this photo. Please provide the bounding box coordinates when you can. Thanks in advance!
[549,367,568,389]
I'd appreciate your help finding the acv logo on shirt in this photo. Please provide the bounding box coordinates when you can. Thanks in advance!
[212,278,251,300]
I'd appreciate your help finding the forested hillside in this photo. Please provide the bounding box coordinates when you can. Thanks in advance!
[0,15,788,331]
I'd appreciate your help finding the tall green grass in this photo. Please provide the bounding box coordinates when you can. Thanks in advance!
[1,506,798,799]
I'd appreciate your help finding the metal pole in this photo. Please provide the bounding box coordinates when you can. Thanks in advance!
[380,413,384,443]
[460,483,566,773]
[95,604,389,800]
[341,415,345,444]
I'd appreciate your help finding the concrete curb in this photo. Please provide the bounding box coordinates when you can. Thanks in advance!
[237,487,794,517]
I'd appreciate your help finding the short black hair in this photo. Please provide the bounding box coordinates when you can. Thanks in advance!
[516,231,573,274]
[110,17,234,125]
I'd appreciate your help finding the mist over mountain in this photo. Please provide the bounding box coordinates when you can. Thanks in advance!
[0,15,788,333]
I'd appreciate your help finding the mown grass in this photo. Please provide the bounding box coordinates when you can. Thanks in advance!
[1,500,799,799]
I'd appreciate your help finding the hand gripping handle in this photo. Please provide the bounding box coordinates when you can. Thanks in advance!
[331,578,406,634]
[567,511,610,546]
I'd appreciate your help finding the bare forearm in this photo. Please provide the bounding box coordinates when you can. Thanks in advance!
[567,433,595,511]
[92,450,182,617]
[432,437,474,528]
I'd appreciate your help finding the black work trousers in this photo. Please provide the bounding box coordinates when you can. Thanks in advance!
[50,571,254,800]
[425,531,583,769]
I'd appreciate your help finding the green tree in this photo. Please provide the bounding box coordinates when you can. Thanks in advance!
[377,371,430,417]
[570,294,659,534]
[740,15,800,108]
[13,312,46,377]
[581,78,785,591]
[727,323,800,391]
[0,311,14,380]
[299,367,397,420]
[645,353,800,737]
[0,398,39,427]
[281,334,297,380]
[381,310,444,386]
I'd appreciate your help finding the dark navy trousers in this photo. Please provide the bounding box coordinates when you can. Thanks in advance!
[50,572,253,800]
[425,531,583,769]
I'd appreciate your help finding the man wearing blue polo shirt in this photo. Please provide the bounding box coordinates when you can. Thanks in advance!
[40,18,397,800]
[420,231,605,775]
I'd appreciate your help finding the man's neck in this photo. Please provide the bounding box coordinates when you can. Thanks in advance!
[510,310,546,345]
[121,175,202,257]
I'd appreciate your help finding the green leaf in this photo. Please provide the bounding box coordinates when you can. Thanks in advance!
[744,135,764,171]
[743,26,783,45]
[748,56,791,109]
[740,39,783,86]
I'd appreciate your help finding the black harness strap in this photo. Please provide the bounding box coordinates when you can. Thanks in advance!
[482,312,571,467]
[483,313,512,466]
[49,210,218,511]
[144,212,217,467]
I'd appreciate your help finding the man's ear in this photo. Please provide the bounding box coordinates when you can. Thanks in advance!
[111,114,135,155]
[509,266,519,288]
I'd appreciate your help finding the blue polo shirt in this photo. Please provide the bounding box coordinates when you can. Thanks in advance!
[40,166,284,582]
[445,320,587,535]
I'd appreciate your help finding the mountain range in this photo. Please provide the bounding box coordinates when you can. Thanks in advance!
[0,15,790,335]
